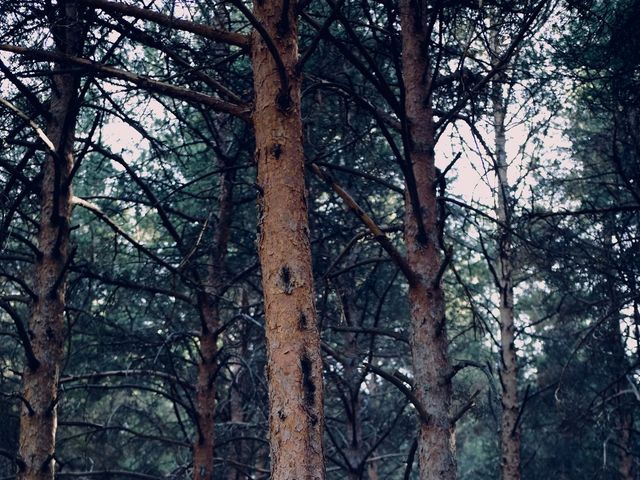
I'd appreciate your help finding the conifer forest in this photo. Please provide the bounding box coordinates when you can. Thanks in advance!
[0,0,639,478]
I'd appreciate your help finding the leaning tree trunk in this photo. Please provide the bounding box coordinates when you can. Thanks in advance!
[250,0,325,478]
[17,3,83,480]
[399,1,456,479]
[192,158,234,480]
[491,67,522,480]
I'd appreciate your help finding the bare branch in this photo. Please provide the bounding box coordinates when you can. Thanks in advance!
[80,0,250,48]
[364,362,431,425]
[0,300,40,370]
[310,162,417,285]
[451,388,481,425]
[0,44,251,121]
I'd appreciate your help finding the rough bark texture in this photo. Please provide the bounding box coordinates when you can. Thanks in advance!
[17,3,83,480]
[250,0,325,478]
[193,154,234,480]
[492,72,522,480]
[399,2,456,479]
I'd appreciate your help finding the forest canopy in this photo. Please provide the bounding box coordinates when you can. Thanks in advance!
[0,0,638,479]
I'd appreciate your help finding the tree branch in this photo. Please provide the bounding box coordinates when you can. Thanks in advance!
[0,300,40,370]
[79,0,250,48]
[0,44,251,121]
[364,362,431,425]
[451,388,481,425]
[310,162,417,285]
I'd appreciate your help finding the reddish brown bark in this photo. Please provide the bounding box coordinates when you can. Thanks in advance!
[17,3,83,480]
[193,155,234,480]
[193,296,220,480]
[399,1,456,479]
[250,0,325,478]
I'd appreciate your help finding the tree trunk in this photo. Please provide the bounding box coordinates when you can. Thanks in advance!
[17,3,83,480]
[602,218,634,480]
[399,2,456,479]
[618,410,634,480]
[492,67,522,480]
[225,363,245,480]
[193,151,235,480]
[250,0,325,478]
[226,297,249,480]
[193,296,220,480]
[340,288,364,480]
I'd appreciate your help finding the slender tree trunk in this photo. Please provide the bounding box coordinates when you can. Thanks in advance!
[367,462,379,480]
[250,0,325,477]
[334,280,377,480]
[608,293,635,480]
[193,295,220,480]
[365,370,379,480]
[602,219,634,480]
[491,68,522,480]
[399,2,456,479]
[17,3,83,480]
[618,410,634,480]
[193,154,234,480]
[340,289,363,480]
[608,317,635,480]
[226,289,252,480]
[225,363,245,480]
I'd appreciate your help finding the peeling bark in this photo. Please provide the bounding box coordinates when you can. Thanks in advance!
[17,3,83,480]
[250,0,325,478]
[399,1,456,478]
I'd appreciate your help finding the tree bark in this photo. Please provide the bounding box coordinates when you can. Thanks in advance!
[602,217,635,480]
[193,148,235,480]
[491,64,522,480]
[250,0,325,478]
[399,2,456,479]
[193,295,220,480]
[17,3,83,480]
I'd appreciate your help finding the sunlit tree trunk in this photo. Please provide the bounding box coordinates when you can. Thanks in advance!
[17,3,83,480]
[250,0,325,477]
[399,1,456,478]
